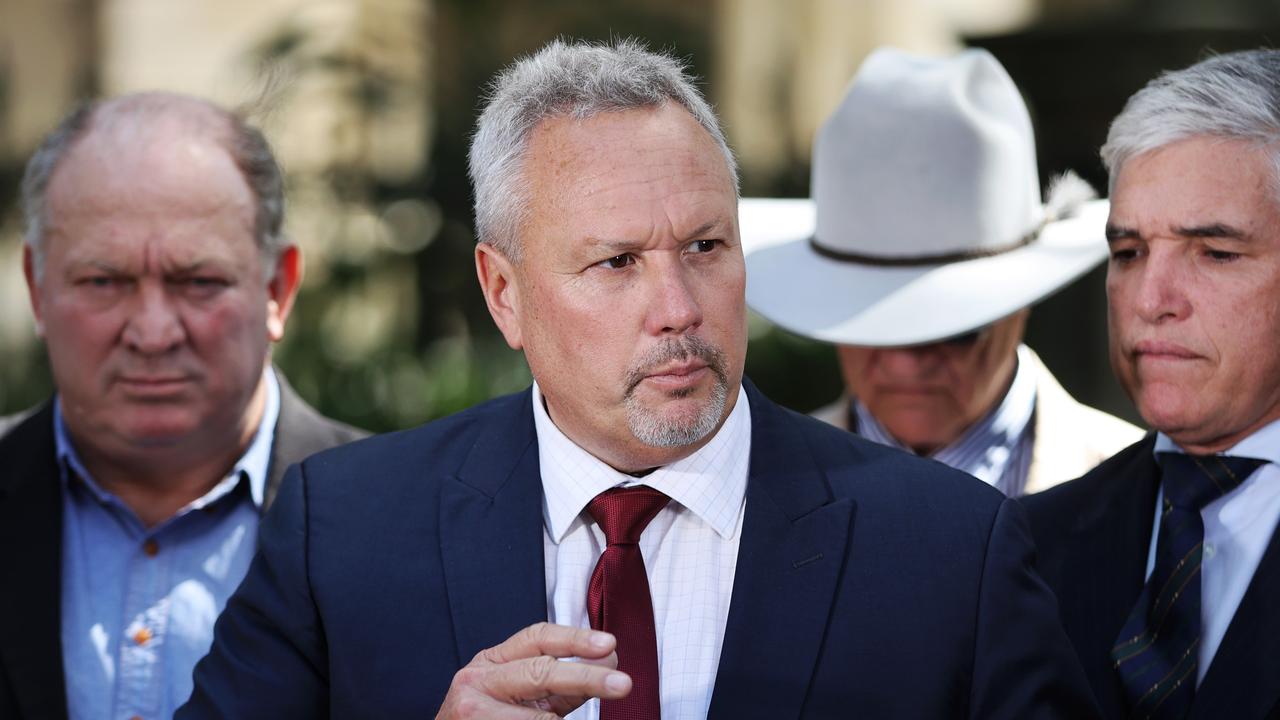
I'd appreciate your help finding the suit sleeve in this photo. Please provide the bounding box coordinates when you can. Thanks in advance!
[968,497,1101,720]
[176,462,330,719]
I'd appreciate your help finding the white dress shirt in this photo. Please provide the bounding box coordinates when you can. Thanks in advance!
[534,382,751,720]
[1149,419,1280,683]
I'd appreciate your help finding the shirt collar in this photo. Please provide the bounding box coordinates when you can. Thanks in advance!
[54,367,279,510]
[853,343,1038,484]
[1154,414,1280,466]
[533,381,751,544]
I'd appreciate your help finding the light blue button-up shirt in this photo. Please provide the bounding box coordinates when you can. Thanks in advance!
[57,370,279,720]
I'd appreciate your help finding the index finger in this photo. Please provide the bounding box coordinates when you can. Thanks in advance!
[481,623,616,665]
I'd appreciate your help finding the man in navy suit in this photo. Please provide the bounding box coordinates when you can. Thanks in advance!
[1022,49,1280,719]
[179,38,1095,719]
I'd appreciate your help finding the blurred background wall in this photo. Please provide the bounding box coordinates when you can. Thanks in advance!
[1,0,1277,431]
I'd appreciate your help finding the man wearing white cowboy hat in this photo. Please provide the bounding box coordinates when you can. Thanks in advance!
[742,46,1141,497]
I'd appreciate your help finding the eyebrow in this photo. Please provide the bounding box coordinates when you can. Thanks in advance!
[63,257,226,276]
[684,219,728,240]
[1104,222,1252,242]
[585,218,732,255]
[1174,223,1251,241]
[1104,225,1138,242]
[62,259,126,276]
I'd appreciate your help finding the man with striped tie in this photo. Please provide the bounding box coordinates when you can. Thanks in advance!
[1022,48,1280,719]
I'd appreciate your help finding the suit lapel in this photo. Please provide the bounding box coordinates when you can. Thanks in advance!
[0,403,69,720]
[1064,441,1159,714]
[438,392,549,662]
[708,385,855,719]
[1192,509,1280,718]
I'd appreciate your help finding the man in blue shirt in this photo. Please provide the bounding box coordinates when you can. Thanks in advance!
[0,92,364,720]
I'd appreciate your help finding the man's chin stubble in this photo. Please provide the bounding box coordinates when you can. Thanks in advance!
[625,378,729,449]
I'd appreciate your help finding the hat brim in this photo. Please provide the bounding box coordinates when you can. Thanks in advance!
[740,197,1111,347]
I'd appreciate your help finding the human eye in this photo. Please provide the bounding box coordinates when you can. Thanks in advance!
[1203,247,1242,263]
[75,274,126,291]
[190,276,230,287]
[593,253,635,270]
[686,239,721,254]
[172,275,231,297]
[1108,242,1141,265]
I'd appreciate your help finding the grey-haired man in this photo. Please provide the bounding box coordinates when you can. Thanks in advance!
[180,39,1095,720]
[1024,49,1280,718]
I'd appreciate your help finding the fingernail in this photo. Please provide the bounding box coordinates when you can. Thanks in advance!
[590,632,613,650]
[605,672,630,693]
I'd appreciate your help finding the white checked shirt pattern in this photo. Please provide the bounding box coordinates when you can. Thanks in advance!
[534,382,751,720]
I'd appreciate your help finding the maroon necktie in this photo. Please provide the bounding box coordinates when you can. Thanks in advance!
[587,485,669,720]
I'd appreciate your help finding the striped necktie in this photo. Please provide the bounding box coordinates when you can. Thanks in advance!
[1111,452,1265,719]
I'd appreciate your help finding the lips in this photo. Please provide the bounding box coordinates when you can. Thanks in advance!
[878,384,945,394]
[116,375,194,396]
[1132,340,1201,360]
[641,359,709,389]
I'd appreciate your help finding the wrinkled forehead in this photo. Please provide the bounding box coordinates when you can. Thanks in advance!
[520,106,738,238]
[40,126,260,276]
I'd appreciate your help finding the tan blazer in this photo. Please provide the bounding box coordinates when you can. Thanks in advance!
[812,347,1143,495]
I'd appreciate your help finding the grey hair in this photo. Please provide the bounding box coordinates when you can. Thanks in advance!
[467,38,739,262]
[1101,49,1280,196]
[21,92,287,280]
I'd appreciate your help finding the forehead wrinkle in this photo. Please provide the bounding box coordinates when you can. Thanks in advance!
[1173,222,1252,241]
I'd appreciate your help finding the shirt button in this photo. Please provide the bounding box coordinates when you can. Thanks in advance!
[143,539,159,557]
[133,627,153,646]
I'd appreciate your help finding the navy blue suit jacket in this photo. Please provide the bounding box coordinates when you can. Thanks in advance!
[179,382,1096,718]
[1023,435,1280,719]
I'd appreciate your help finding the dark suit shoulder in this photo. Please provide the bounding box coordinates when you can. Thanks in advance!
[0,402,57,495]
[292,389,528,490]
[1021,433,1155,536]
[747,394,1014,561]
[0,406,40,441]
[781,400,1007,508]
[272,372,368,454]
[0,400,66,720]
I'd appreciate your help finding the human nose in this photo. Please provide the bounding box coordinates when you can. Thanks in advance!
[122,284,185,354]
[645,261,703,336]
[1130,251,1191,324]
[877,346,942,380]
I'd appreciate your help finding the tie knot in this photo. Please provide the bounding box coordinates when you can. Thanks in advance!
[1157,452,1265,510]
[587,485,670,545]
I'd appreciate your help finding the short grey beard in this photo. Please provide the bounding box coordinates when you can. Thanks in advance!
[623,337,730,448]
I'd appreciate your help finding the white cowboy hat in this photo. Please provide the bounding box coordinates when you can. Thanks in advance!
[741,47,1109,347]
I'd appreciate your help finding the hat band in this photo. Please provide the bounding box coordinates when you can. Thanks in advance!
[808,225,1040,267]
